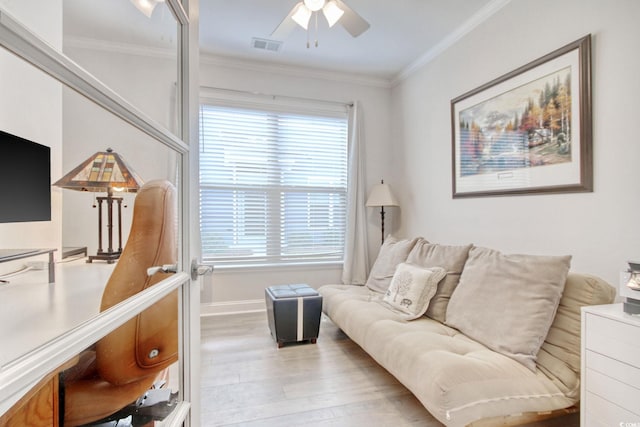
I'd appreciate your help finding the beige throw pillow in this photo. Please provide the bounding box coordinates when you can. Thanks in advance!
[445,246,571,371]
[406,240,472,322]
[380,263,446,320]
[365,236,420,293]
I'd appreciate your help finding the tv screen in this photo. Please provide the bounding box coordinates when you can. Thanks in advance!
[0,130,51,223]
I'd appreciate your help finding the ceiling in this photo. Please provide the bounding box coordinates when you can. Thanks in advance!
[199,0,499,81]
[62,0,504,83]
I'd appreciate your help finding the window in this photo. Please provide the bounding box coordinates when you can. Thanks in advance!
[199,103,348,267]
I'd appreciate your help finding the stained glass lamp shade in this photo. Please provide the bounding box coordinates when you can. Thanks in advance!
[54,148,143,263]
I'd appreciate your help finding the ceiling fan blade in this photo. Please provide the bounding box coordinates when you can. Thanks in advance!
[334,0,370,37]
[271,2,306,40]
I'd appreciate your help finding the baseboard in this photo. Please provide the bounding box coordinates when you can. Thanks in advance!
[200,299,266,316]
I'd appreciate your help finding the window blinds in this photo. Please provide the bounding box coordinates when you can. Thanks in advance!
[199,104,348,267]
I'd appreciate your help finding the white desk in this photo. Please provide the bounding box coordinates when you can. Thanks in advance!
[0,260,113,369]
[0,258,189,423]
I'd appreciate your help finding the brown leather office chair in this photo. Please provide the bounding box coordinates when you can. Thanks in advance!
[61,179,179,426]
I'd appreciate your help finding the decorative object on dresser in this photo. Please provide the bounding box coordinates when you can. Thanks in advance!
[53,148,143,264]
[621,260,640,314]
[365,179,399,244]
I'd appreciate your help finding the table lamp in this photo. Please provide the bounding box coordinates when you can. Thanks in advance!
[54,148,143,263]
[366,179,399,244]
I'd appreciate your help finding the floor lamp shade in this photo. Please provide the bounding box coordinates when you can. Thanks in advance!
[54,148,144,263]
[366,180,399,244]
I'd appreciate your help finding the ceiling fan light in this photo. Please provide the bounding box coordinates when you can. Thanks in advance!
[322,1,344,27]
[131,0,164,18]
[303,0,326,12]
[291,3,312,30]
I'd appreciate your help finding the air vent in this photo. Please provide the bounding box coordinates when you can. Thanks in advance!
[251,37,283,53]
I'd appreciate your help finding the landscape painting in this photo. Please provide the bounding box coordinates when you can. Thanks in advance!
[451,35,592,198]
[458,67,572,177]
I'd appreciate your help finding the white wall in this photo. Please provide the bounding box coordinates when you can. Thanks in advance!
[199,57,393,311]
[390,0,640,286]
[0,0,62,275]
[61,46,179,256]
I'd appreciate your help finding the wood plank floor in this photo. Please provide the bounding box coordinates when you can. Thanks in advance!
[200,312,579,427]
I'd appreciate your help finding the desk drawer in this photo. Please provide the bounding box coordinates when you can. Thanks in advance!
[585,312,640,367]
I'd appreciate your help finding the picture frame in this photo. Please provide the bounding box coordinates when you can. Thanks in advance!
[451,35,592,198]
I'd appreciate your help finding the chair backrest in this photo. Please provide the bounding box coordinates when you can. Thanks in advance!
[96,179,178,385]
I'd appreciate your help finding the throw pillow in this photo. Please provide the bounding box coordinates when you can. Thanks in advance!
[445,246,571,371]
[406,240,473,322]
[380,263,446,320]
[365,236,420,293]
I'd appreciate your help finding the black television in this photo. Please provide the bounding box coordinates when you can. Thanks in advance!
[0,130,51,223]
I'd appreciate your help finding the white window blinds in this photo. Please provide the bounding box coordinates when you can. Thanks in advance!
[199,103,348,267]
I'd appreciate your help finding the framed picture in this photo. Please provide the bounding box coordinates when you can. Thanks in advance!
[451,35,592,198]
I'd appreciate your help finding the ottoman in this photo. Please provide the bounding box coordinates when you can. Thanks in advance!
[265,284,322,348]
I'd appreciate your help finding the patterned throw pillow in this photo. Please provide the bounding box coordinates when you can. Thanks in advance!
[380,263,446,320]
[365,236,420,293]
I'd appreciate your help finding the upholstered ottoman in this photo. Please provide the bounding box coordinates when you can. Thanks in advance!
[265,284,322,348]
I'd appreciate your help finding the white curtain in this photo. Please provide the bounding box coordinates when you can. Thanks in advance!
[342,102,369,285]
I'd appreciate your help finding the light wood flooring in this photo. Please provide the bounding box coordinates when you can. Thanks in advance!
[200,312,579,427]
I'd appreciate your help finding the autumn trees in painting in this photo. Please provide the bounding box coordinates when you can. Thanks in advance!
[458,68,573,177]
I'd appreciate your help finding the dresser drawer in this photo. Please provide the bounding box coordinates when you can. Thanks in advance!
[586,349,640,391]
[585,391,640,427]
[585,368,640,417]
[585,312,640,367]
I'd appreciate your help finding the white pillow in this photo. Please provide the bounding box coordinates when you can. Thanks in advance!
[445,246,571,371]
[380,263,446,320]
[365,236,420,293]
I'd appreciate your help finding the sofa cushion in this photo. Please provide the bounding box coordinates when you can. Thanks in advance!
[365,236,420,293]
[536,272,616,396]
[405,240,472,322]
[445,247,571,371]
[380,263,446,320]
[318,283,577,426]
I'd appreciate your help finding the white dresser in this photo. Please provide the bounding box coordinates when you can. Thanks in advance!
[581,303,640,426]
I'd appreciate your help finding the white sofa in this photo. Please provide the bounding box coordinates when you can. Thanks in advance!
[318,237,616,426]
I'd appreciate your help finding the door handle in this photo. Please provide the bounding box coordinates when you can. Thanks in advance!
[191,258,213,280]
[147,264,177,276]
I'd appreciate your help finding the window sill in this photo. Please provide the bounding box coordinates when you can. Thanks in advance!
[210,261,343,273]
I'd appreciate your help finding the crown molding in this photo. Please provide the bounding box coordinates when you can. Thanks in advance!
[64,35,176,60]
[200,52,393,89]
[64,36,393,88]
[392,0,512,86]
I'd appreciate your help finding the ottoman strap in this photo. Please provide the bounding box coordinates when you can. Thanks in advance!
[297,297,304,341]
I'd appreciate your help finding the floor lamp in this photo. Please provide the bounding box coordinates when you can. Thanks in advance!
[54,148,144,263]
[366,179,399,245]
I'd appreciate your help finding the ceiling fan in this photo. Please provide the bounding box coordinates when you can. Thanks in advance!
[272,0,370,47]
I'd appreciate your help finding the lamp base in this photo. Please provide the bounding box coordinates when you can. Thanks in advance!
[87,250,121,264]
